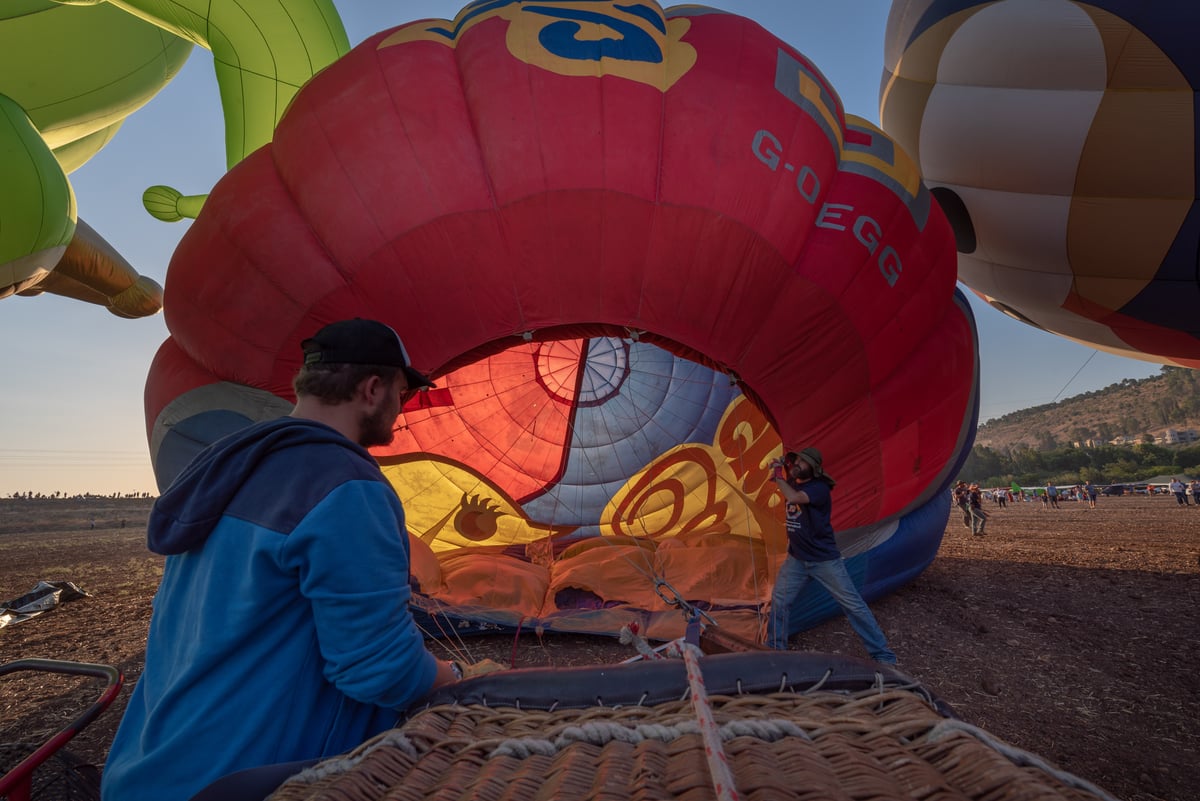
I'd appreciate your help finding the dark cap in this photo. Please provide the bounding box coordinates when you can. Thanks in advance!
[796,446,836,487]
[301,318,435,389]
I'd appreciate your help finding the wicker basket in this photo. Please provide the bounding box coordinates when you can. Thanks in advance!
[265,653,1116,801]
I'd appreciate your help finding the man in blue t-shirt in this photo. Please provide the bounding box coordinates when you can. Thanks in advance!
[765,448,897,666]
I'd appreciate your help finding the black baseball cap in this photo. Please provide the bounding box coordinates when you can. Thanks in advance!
[301,318,435,389]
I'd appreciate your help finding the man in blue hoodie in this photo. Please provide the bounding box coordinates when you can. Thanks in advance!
[102,319,463,801]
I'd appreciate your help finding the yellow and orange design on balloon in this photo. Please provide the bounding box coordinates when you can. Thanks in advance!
[385,394,785,552]
[382,395,787,640]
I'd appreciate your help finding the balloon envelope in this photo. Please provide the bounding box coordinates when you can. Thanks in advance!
[147,1,979,640]
[881,0,1200,368]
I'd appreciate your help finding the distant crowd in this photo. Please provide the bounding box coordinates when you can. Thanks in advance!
[952,478,1199,522]
[985,482,1099,508]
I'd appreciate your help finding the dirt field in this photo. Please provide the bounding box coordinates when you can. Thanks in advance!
[1,495,1197,800]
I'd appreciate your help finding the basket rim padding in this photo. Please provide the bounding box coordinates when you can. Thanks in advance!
[408,650,954,719]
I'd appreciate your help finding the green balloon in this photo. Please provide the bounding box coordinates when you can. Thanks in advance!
[0,95,74,289]
[0,0,350,315]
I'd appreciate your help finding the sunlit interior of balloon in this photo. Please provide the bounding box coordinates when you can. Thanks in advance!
[374,331,787,642]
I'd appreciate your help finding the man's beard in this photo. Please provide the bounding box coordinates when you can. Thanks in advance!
[358,405,397,448]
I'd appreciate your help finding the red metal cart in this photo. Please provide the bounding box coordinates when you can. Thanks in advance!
[0,659,123,801]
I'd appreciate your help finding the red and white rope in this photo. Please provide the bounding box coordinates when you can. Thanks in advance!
[663,639,741,801]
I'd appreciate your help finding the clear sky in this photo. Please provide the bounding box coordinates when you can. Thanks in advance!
[0,0,1160,497]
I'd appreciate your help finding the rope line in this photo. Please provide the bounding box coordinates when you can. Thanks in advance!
[619,625,666,659]
[279,730,417,788]
[663,638,741,801]
[489,714,810,759]
[597,627,743,799]
[1051,350,1098,404]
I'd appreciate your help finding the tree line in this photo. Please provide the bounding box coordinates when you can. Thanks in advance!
[958,440,1200,489]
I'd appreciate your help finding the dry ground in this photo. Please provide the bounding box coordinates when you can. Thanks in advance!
[1,495,1197,801]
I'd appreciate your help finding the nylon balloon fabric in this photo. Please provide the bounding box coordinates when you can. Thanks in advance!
[146,1,978,641]
[882,0,1200,368]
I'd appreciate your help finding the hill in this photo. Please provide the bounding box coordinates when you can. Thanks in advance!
[975,366,1200,453]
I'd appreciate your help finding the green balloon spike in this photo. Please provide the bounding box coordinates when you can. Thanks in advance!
[143,186,206,222]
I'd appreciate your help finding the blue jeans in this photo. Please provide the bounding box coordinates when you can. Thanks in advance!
[969,505,988,534]
[767,555,896,663]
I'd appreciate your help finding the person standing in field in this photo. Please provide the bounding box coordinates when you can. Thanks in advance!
[765,449,897,667]
[966,483,988,535]
[1169,477,1188,506]
[1046,483,1060,509]
[952,480,971,527]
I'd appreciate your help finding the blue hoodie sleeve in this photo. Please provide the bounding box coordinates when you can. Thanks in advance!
[280,479,438,709]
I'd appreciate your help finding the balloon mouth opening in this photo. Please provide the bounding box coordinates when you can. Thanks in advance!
[373,321,783,542]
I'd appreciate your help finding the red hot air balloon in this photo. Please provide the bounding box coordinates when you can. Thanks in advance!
[146,1,978,641]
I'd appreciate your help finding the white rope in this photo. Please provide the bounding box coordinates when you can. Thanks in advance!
[723,718,809,741]
[663,639,741,801]
[619,624,666,660]
[279,730,418,787]
[489,716,810,758]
